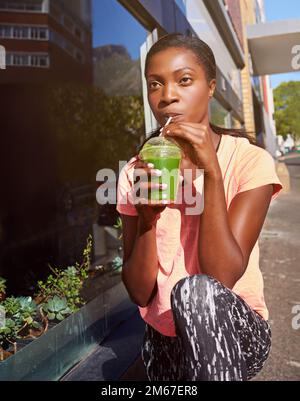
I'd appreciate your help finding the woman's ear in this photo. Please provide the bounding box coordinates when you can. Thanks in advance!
[208,79,216,98]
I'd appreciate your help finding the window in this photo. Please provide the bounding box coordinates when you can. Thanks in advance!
[0,25,48,40]
[13,54,29,66]
[13,26,29,39]
[0,2,42,12]
[38,28,48,40]
[7,52,49,67]
[0,25,12,38]
[210,98,231,128]
[0,2,148,361]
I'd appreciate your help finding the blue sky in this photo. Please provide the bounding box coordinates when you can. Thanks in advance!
[264,0,300,88]
[92,0,147,59]
[92,0,300,87]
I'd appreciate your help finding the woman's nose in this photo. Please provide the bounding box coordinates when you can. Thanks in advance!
[160,83,179,104]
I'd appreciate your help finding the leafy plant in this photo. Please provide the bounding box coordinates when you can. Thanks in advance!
[110,256,123,274]
[0,277,6,295]
[0,297,41,359]
[274,81,300,140]
[113,217,123,240]
[2,296,41,332]
[41,296,71,321]
[0,235,92,361]
[17,297,40,328]
[0,318,20,356]
[36,235,92,313]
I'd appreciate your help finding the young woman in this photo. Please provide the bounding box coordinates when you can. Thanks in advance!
[116,33,282,381]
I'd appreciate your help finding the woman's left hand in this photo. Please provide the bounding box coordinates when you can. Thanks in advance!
[162,122,221,177]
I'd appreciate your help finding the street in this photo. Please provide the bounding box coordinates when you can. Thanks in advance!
[254,155,300,381]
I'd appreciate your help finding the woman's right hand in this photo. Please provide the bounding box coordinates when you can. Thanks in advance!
[132,159,168,226]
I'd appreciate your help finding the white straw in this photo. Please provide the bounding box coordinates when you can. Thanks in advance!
[159,116,172,136]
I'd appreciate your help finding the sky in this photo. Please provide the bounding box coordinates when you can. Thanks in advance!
[264,0,300,88]
[92,0,147,60]
[92,0,300,87]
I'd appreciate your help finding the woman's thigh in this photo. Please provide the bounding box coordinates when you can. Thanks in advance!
[141,323,185,381]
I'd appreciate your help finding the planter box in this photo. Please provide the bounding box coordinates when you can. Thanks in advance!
[0,282,136,381]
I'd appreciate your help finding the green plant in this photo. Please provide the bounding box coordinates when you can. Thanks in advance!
[0,318,20,358]
[36,235,92,312]
[0,235,92,361]
[0,277,7,302]
[17,297,40,328]
[113,217,123,240]
[0,296,42,359]
[2,296,41,333]
[110,256,123,274]
[0,277,6,295]
[41,296,71,321]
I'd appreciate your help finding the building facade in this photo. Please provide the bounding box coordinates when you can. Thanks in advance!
[0,0,93,84]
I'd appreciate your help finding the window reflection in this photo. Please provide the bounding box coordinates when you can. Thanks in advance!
[0,0,147,297]
[210,98,232,128]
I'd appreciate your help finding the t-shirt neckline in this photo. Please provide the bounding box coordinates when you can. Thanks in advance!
[216,134,223,156]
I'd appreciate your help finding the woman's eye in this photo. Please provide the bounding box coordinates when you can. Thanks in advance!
[149,81,160,89]
[180,77,192,85]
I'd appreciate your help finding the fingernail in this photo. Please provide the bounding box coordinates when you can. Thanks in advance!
[153,169,162,176]
[147,163,154,168]
[161,183,168,189]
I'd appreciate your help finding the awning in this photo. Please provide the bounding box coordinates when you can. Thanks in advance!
[247,19,300,76]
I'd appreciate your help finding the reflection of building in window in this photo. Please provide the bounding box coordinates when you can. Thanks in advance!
[6,52,49,67]
[0,25,49,40]
[210,98,232,128]
[0,0,92,84]
[0,2,43,12]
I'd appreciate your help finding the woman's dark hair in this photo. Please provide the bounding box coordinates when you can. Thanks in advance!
[141,33,258,150]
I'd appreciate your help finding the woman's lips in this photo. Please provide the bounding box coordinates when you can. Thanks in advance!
[163,114,184,123]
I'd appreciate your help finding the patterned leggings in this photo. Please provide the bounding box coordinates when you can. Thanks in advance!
[141,275,271,381]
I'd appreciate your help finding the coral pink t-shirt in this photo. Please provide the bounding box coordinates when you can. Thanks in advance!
[117,134,283,337]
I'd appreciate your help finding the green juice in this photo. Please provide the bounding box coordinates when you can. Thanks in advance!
[139,138,182,202]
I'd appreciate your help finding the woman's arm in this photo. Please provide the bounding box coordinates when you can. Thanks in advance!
[199,168,273,289]
[120,159,167,307]
[121,215,159,307]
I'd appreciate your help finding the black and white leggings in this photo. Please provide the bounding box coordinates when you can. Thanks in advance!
[141,275,271,381]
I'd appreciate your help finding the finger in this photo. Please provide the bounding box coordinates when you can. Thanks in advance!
[134,198,169,207]
[139,182,168,191]
[164,126,201,145]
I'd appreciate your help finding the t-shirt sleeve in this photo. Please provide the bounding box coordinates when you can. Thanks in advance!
[236,146,283,201]
[116,158,139,216]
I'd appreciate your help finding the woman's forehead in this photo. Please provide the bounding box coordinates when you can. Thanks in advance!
[146,47,203,76]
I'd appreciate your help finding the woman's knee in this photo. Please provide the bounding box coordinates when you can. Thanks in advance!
[170,274,220,309]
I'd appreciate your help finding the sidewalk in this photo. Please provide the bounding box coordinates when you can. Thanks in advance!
[253,160,300,381]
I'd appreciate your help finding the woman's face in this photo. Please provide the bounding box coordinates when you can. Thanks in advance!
[146,47,216,127]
